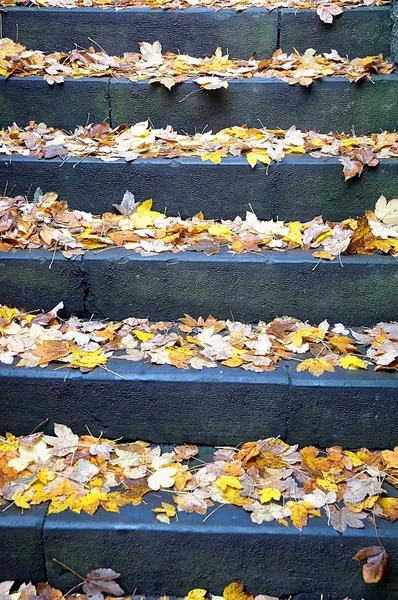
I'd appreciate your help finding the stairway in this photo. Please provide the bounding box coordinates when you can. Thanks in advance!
[0,2,398,599]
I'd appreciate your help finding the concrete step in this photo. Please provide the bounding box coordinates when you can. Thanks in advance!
[1,248,397,324]
[0,504,47,583]
[1,487,397,600]
[2,75,397,134]
[1,6,391,58]
[0,356,397,447]
[2,155,398,222]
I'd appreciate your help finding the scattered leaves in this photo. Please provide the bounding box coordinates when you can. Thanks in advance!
[0,192,397,261]
[0,121,396,178]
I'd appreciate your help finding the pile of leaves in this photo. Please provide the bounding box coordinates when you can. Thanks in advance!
[0,579,287,600]
[0,575,386,600]
[1,424,398,543]
[0,578,366,600]
[0,0,390,24]
[0,302,397,374]
[1,121,398,180]
[1,190,398,260]
[0,39,394,87]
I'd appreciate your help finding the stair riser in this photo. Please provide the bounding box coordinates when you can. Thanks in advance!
[43,502,398,600]
[1,76,397,134]
[84,251,398,324]
[0,360,397,447]
[2,156,398,222]
[1,249,397,324]
[1,7,278,57]
[0,253,85,316]
[0,506,47,583]
[280,7,392,58]
[3,7,392,58]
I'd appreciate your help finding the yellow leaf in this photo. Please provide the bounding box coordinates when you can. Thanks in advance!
[186,590,207,600]
[221,354,244,368]
[201,151,227,164]
[286,500,320,530]
[259,487,282,504]
[340,355,367,370]
[69,348,107,370]
[207,224,233,240]
[0,306,18,321]
[286,501,308,530]
[216,475,243,490]
[130,198,164,228]
[316,477,338,492]
[284,221,303,245]
[132,330,154,342]
[153,502,177,518]
[223,582,253,600]
[222,486,253,506]
[377,497,398,521]
[12,491,30,510]
[343,451,363,467]
[296,357,335,377]
[246,150,271,168]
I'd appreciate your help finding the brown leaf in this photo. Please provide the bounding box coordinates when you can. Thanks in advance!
[83,568,124,597]
[353,546,391,584]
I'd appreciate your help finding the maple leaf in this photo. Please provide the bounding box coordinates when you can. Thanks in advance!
[317,2,343,23]
[375,195,398,227]
[147,466,178,490]
[376,497,398,522]
[302,489,337,508]
[139,41,163,66]
[82,569,124,597]
[222,486,253,506]
[43,423,79,457]
[330,507,367,533]
[195,76,228,90]
[8,439,52,472]
[174,489,210,514]
[343,478,383,503]
[340,355,367,371]
[296,357,335,377]
[381,447,398,469]
[32,340,70,365]
[353,546,391,584]
[112,190,140,216]
[68,347,108,371]
[258,488,281,504]
[153,501,177,524]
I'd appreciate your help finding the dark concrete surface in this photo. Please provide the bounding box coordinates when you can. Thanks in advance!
[0,354,397,447]
[280,6,392,58]
[0,7,278,57]
[1,155,397,222]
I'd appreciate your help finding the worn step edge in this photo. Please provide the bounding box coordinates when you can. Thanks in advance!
[2,154,398,222]
[42,488,398,600]
[1,6,391,59]
[0,247,397,323]
[2,75,397,133]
